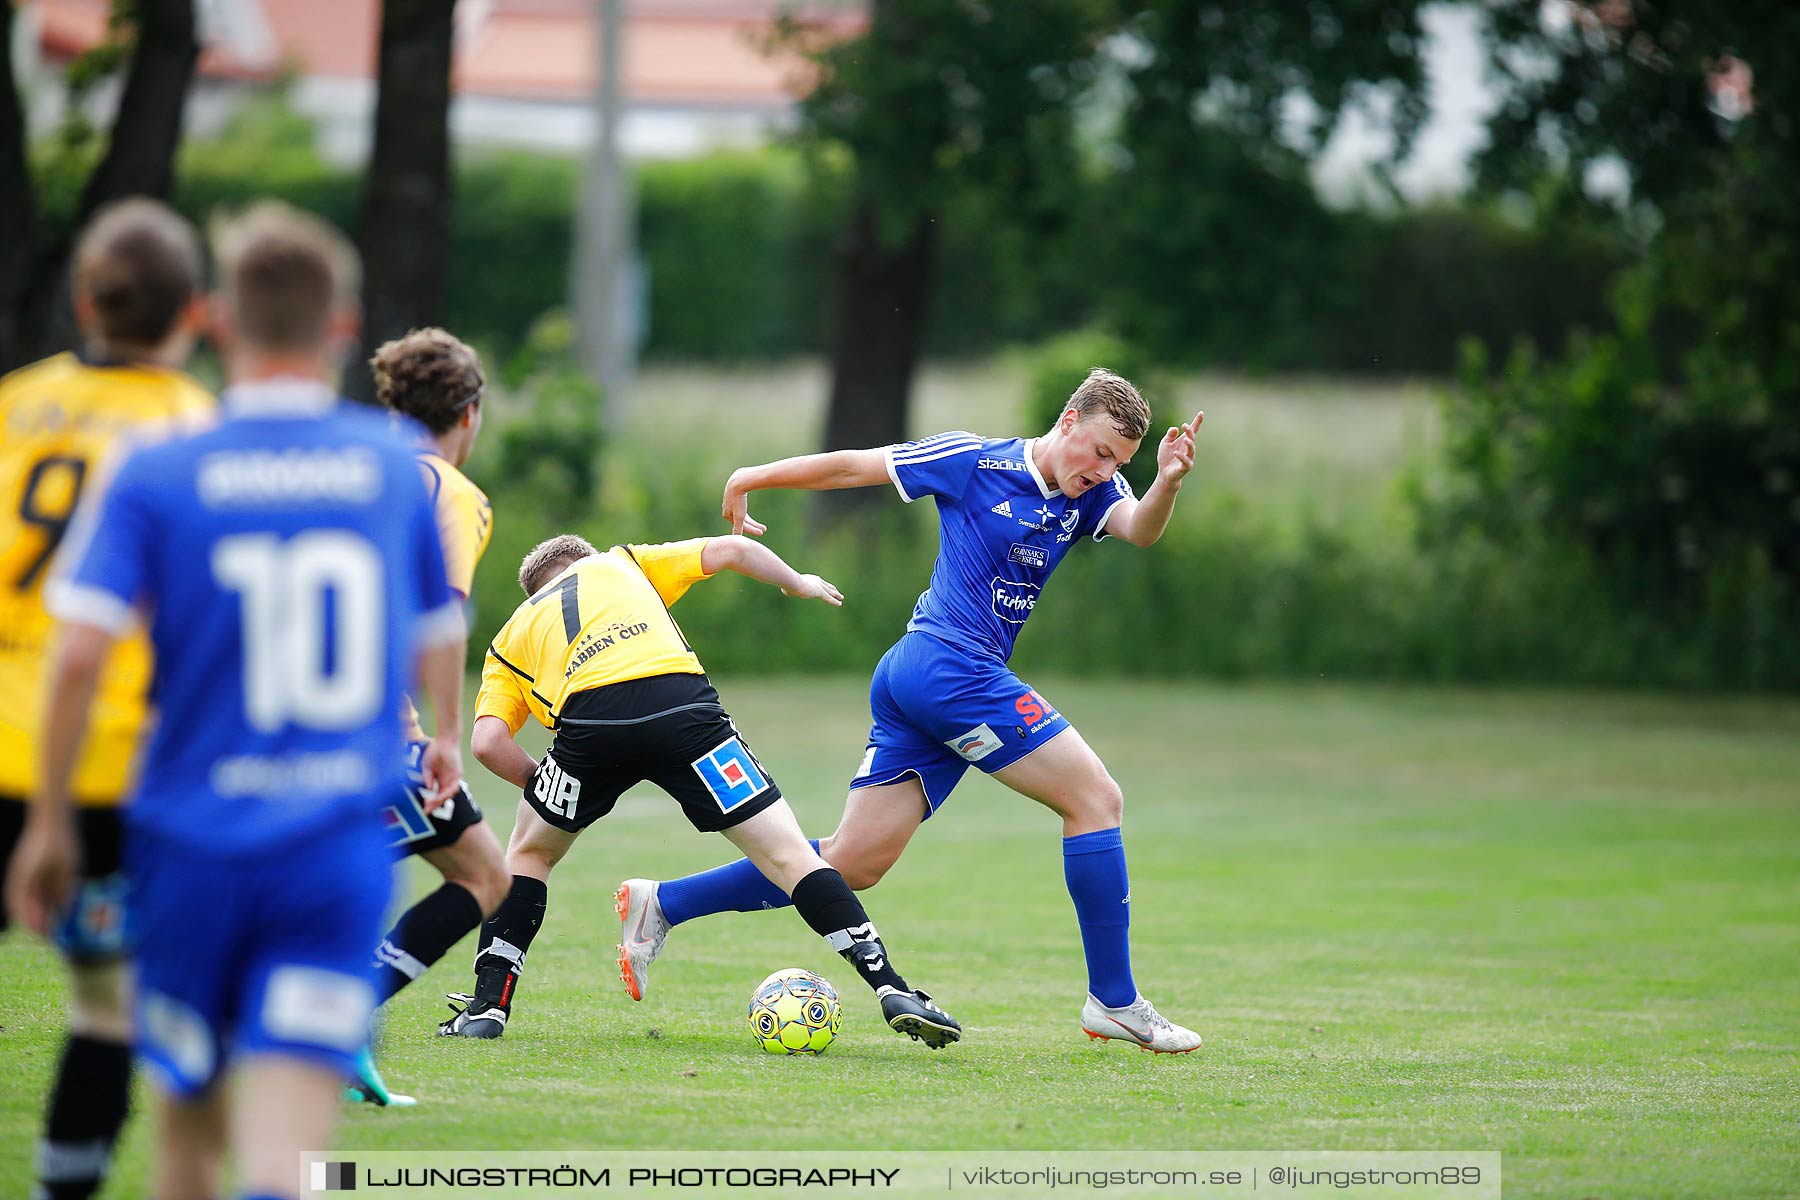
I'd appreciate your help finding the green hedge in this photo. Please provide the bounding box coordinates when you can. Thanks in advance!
[155,104,1626,373]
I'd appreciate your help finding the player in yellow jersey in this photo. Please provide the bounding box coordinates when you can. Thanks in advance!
[0,200,210,1200]
[437,533,961,1048]
[351,329,510,1105]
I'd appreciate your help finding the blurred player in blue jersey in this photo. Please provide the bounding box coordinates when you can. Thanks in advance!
[616,369,1205,1053]
[6,203,467,1200]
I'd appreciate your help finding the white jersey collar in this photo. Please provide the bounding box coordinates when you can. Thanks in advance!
[220,377,339,417]
[1021,438,1059,499]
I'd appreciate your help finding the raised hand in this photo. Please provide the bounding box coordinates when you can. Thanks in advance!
[1156,410,1204,485]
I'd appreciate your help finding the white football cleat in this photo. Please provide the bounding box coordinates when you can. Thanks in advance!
[1080,993,1202,1054]
[614,878,670,1002]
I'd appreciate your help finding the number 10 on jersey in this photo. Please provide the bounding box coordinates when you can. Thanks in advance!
[212,531,385,732]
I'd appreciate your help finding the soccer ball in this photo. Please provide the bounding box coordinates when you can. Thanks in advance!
[747,968,841,1055]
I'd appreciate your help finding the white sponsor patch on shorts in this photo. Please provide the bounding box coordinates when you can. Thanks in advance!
[945,723,1005,763]
[855,745,877,778]
[261,965,375,1053]
[141,991,216,1087]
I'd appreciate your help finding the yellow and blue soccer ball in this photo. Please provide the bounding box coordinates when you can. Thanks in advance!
[748,968,841,1055]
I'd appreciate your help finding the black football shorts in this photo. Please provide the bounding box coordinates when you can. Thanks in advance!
[523,673,782,835]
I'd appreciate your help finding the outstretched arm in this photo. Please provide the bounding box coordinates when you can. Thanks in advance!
[1103,410,1203,548]
[701,535,844,606]
[721,448,890,536]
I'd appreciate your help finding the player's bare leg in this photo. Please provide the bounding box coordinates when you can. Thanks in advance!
[356,822,510,1102]
[153,1082,227,1200]
[442,802,576,1038]
[33,961,136,1195]
[816,777,930,890]
[993,723,1201,1053]
[421,820,511,918]
[233,1057,341,1199]
[619,793,958,1046]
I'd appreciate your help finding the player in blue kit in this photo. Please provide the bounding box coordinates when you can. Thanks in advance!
[615,369,1206,1053]
[6,203,468,1200]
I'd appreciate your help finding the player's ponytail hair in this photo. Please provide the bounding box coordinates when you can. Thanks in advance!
[371,327,485,433]
[1066,368,1152,441]
[519,534,599,595]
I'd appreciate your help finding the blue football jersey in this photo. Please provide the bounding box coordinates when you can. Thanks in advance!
[885,432,1133,662]
[49,383,460,853]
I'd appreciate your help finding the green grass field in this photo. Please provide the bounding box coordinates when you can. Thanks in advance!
[2,678,1796,1198]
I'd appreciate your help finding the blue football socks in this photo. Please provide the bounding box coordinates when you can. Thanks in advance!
[658,840,819,926]
[1063,827,1137,1008]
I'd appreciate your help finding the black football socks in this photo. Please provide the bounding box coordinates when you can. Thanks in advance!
[37,1033,130,1200]
[373,882,485,1003]
[789,867,909,995]
[472,875,548,1012]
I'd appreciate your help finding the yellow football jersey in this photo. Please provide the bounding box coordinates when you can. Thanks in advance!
[476,540,714,733]
[419,450,492,600]
[0,353,213,803]
[401,450,492,741]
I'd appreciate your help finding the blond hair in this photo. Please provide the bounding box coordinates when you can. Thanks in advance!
[1066,368,1151,441]
[212,201,359,352]
[519,534,598,595]
[72,199,202,350]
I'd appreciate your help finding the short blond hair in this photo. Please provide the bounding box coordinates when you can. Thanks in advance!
[1066,368,1151,441]
[212,201,359,352]
[519,534,597,595]
[73,199,202,350]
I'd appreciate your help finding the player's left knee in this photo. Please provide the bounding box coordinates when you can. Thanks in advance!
[1091,777,1124,828]
[463,856,512,917]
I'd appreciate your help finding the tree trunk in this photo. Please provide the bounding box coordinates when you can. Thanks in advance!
[349,0,458,404]
[0,2,37,371]
[3,0,198,371]
[818,196,936,518]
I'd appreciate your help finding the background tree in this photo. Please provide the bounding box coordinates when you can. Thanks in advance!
[0,0,198,371]
[1431,0,1799,652]
[1104,1,1432,367]
[349,0,459,404]
[778,0,1105,509]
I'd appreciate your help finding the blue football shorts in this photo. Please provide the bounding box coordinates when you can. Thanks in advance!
[849,631,1070,817]
[125,814,392,1097]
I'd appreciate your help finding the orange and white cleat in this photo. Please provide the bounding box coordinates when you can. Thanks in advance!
[614,878,670,1002]
[1080,993,1202,1054]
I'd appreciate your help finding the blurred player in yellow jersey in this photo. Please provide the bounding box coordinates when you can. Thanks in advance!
[436,533,959,1048]
[352,329,509,1104]
[0,199,210,1200]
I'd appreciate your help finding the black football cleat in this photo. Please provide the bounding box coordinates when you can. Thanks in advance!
[878,987,961,1049]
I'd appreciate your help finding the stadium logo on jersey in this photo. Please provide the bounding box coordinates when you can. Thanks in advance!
[693,737,772,811]
[1008,543,1048,570]
[945,723,1005,762]
[989,500,1014,518]
[991,578,1042,624]
[978,457,1029,472]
